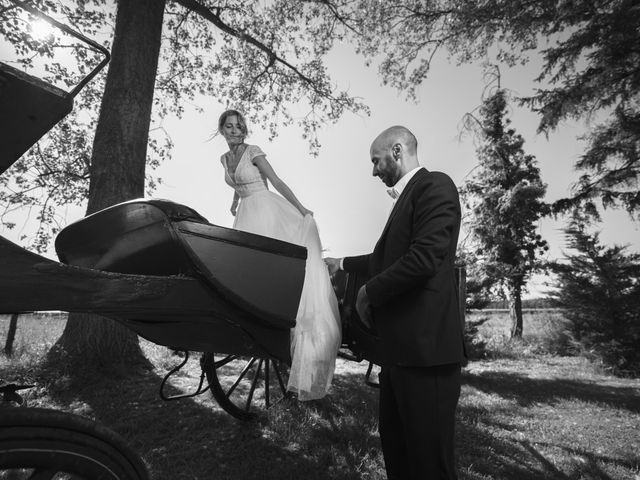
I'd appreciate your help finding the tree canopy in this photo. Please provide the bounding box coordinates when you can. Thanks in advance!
[4,0,639,251]
[0,0,369,250]
[334,0,640,217]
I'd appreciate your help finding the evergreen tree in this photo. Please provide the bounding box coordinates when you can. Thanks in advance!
[461,85,549,338]
[551,217,640,374]
[455,246,495,311]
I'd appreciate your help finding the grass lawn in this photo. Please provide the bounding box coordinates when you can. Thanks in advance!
[1,313,639,479]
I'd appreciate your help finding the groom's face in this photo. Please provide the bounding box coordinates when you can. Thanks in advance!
[370,143,401,187]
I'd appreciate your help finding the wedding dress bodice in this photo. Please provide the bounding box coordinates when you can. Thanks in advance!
[223,145,268,198]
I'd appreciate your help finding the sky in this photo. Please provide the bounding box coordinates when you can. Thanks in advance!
[2,21,638,298]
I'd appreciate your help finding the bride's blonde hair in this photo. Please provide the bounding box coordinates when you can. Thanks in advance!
[217,109,248,136]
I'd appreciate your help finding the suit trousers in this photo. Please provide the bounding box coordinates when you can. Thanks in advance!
[379,362,461,480]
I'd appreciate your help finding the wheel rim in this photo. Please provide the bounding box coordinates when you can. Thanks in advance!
[202,353,290,421]
[0,408,149,480]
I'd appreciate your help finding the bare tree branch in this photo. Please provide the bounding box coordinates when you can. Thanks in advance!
[300,0,363,35]
[172,0,330,97]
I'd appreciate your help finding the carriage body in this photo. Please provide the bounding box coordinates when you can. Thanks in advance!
[53,199,307,363]
[51,198,384,368]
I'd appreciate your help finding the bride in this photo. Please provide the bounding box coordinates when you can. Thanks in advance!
[217,109,341,401]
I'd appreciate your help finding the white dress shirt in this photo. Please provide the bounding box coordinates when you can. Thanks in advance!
[340,166,424,270]
[387,166,423,202]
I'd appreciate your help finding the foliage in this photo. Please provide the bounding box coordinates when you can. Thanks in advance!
[0,0,369,251]
[3,1,638,249]
[486,298,556,309]
[0,0,162,250]
[456,247,496,357]
[327,0,640,217]
[554,106,640,220]
[550,217,640,374]
[524,1,640,218]
[456,246,496,310]
[460,81,549,337]
[462,314,490,360]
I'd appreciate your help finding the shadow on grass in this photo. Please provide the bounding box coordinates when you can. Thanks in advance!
[10,358,637,480]
[456,404,637,480]
[463,369,640,414]
[267,370,385,478]
[455,368,640,479]
[522,440,638,479]
[457,424,637,480]
[456,416,569,480]
[33,364,384,480]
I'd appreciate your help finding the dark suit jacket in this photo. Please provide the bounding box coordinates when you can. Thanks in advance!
[343,168,465,367]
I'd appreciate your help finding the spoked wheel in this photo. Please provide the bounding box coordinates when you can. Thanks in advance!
[0,407,149,479]
[201,353,291,421]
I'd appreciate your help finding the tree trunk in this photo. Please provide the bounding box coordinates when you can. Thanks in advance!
[51,0,166,372]
[508,281,524,338]
[4,313,18,356]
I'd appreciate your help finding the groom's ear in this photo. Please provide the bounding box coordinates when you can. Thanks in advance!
[392,143,402,160]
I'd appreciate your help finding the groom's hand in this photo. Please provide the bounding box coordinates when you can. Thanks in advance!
[324,257,341,276]
[356,285,372,329]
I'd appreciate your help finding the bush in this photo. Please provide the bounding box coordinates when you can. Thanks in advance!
[464,315,490,359]
[550,222,640,375]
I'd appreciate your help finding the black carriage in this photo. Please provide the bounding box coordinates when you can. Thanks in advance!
[0,1,465,423]
[0,1,382,422]
[1,192,380,420]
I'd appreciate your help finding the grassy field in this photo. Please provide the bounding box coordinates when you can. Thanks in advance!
[1,312,639,480]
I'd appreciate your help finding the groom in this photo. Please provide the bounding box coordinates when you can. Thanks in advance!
[326,126,465,480]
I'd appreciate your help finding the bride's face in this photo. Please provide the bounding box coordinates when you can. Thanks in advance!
[221,115,246,146]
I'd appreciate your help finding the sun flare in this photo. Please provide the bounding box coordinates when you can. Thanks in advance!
[28,18,56,41]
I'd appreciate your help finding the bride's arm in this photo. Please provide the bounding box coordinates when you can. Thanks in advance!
[253,155,312,216]
[230,191,239,216]
[221,153,240,216]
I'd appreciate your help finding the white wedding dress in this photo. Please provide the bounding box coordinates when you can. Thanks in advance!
[222,144,341,401]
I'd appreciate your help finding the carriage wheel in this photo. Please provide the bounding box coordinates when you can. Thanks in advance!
[0,407,149,479]
[201,353,291,421]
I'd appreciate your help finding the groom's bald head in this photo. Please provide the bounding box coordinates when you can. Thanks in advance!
[371,126,418,157]
[370,126,420,187]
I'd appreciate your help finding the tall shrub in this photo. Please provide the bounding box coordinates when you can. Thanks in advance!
[551,220,640,374]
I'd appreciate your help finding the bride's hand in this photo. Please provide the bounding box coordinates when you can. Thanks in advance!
[230,203,238,216]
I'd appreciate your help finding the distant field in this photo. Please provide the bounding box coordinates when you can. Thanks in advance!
[1,312,638,480]
[0,311,67,360]
[469,308,567,335]
[1,310,567,356]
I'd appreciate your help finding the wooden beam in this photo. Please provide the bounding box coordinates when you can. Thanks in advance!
[0,235,217,317]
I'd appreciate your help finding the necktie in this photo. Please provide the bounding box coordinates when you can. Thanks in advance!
[387,188,399,200]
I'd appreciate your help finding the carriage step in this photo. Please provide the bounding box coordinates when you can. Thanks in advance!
[0,62,73,174]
